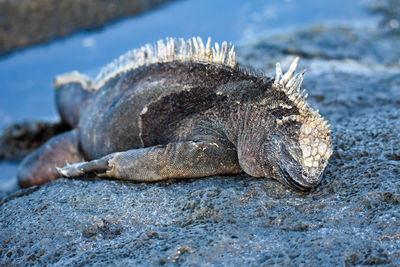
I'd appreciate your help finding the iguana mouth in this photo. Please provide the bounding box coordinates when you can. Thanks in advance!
[278,164,315,191]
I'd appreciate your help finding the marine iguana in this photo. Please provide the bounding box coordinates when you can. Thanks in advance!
[16,37,332,191]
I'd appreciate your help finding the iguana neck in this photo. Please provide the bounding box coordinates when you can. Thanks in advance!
[238,105,276,177]
[216,104,274,177]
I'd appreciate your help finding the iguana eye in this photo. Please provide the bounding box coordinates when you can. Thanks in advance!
[302,170,308,178]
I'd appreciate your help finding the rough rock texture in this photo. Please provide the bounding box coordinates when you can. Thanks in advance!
[0,0,173,55]
[1,6,400,267]
[1,108,399,266]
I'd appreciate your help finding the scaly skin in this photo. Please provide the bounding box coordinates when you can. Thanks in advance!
[14,37,332,191]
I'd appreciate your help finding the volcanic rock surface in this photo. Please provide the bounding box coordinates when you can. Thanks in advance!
[1,2,400,266]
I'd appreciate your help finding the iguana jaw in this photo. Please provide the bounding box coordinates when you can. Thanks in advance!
[274,157,329,191]
[277,164,315,191]
[261,138,321,191]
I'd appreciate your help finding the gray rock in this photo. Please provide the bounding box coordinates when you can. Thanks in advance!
[2,10,400,267]
[1,108,399,266]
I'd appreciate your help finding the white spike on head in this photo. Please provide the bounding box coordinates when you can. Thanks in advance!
[275,63,282,85]
[280,57,299,85]
[272,57,332,178]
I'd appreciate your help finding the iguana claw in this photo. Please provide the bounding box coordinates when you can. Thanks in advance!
[56,164,85,177]
[57,156,112,177]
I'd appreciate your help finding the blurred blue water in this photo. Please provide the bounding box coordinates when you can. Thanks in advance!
[0,0,368,189]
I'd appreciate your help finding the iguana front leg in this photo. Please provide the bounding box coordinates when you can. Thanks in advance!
[57,140,243,182]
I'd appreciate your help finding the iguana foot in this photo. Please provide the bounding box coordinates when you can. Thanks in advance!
[56,156,112,177]
[17,129,84,188]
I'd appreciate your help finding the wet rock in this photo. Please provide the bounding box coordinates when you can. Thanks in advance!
[2,5,400,267]
[0,0,173,55]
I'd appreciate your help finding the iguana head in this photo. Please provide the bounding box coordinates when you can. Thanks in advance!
[236,58,332,191]
[261,111,332,191]
[266,58,332,191]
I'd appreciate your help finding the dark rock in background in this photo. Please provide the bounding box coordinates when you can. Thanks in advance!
[0,0,173,55]
[0,121,69,161]
[368,0,400,35]
[1,1,400,266]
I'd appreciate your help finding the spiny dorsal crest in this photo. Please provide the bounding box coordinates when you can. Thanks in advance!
[54,37,236,91]
[274,57,308,113]
[54,71,93,91]
[273,57,332,169]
